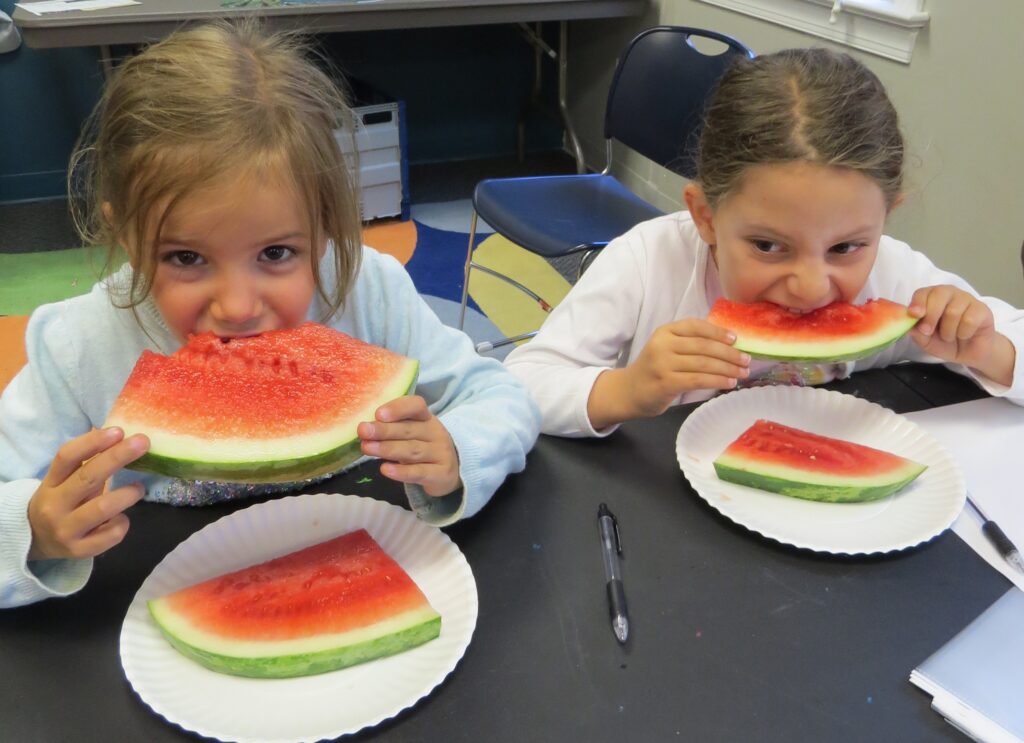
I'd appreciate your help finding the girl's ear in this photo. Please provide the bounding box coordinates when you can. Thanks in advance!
[683,183,717,246]
[103,201,139,268]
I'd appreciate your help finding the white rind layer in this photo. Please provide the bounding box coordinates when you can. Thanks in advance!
[148,600,439,658]
[713,452,925,486]
[736,316,917,359]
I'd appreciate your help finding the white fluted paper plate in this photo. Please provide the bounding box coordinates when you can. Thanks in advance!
[676,386,965,555]
[120,493,478,743]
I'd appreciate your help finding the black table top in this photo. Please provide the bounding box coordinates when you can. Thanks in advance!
[0,363,1005,742]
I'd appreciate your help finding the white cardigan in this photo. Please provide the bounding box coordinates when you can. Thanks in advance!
[505,211,1024,437]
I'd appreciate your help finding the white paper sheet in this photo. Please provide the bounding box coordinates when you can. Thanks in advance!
[16,0,140,16]
[905,397,1024,590]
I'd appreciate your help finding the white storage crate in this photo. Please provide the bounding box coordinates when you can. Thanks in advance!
[334,99,409,222]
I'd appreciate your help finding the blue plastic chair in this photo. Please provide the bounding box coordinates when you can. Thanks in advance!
[458,26,754,351]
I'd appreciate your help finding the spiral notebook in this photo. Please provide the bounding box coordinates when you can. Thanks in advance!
[910,587,1024,743]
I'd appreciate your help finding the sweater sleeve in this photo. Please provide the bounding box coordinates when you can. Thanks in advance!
[0,306,95,608]
[853,239,1024,404]
[345,250,541,525]
[503,237,646,437]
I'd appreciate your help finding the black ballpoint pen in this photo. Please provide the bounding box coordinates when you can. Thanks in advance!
[966,494,1024,575]
[597,503,629,644]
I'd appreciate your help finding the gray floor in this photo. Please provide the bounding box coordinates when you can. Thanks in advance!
[407,151,578,203]
[0,152,579,254]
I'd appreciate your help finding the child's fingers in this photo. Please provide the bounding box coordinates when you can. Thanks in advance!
[934,294,974,344]
[666,350,750,378]
[67,435,149,503]
[43,427,125,488]
[913,286,960,337]
[954,303,992,341]
[64,483,145,548]
[379,461,432,484]
[379,461,459,497]
[678,373,743,391]
[70,513,132,559]
[363,438,436,464]
[669,318,737,344]
[359,419,432,444]
[658,333,750,366]
[374,395,431,423]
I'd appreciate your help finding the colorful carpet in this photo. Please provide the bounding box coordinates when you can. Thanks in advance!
[0,199,572,391]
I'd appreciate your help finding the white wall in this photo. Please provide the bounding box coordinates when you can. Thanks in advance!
[569,0,1024,304]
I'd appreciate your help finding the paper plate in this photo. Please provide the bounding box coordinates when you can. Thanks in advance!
[120,493,478,743]
[676,386,965,555]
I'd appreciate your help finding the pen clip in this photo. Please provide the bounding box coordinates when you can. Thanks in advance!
[598,502,622,555]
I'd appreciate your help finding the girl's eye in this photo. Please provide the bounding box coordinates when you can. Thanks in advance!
[260,245,296,263]
[163,250,204,267]
[830,242,864,255]
[751,239,783,254]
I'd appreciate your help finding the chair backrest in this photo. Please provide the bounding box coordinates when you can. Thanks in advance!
[604,26,754,179]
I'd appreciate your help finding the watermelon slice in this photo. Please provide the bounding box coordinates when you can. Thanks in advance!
[707,299,918,362]
[713,420,927,503]
[147,529,442,678]
[105,323,418,484]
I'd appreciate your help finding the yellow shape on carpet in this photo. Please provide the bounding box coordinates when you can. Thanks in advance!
[469,234,571,341]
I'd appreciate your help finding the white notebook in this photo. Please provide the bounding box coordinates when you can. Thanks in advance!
[910,588,1024,743]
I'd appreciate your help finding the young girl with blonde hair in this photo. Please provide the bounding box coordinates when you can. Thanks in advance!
[506,48,1024,435]
[0,22,539,608]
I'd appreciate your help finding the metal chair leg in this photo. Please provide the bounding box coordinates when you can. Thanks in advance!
[458,211,479,330]
[476,331,538,354]
[577,247,601,281]
[467,262,553,312]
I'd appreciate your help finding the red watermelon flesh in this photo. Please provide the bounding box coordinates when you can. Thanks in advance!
[707,299,918,362]
[105,323,418,483]
[147,529,442,678]
[713,420,927,502]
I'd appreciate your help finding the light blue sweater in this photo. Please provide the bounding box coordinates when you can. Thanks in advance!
[0,246,540,607]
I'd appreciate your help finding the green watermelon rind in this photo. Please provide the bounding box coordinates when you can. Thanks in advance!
[147,601,441,679]
[127,438,364,485]
[713,459,927,503]
[734,315,919,362]
[121,360,419,484]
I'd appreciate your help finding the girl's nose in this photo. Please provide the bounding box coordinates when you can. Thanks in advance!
[787,259,833,309]
[211,281,263,325]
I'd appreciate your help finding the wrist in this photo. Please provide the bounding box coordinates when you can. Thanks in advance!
[587,368,642,431]
[972,333,1016,387]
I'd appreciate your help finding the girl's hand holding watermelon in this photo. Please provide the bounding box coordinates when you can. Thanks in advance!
[27,427,150,561]
[587,318,751,430]
[909,284,1016,386]
[358,395,462,497]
